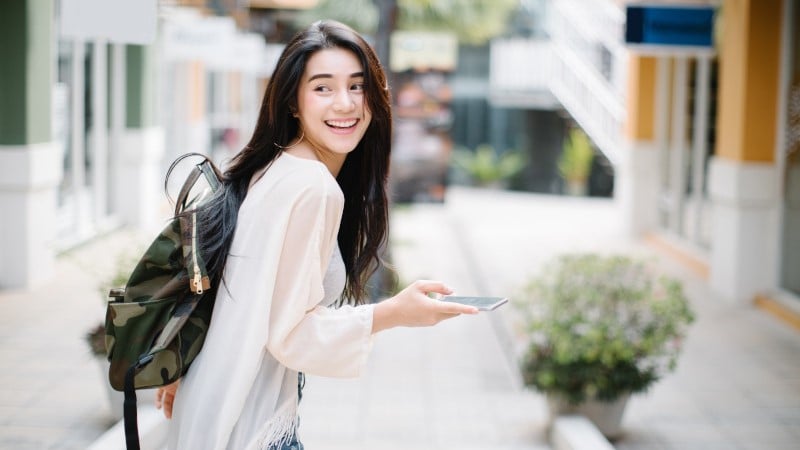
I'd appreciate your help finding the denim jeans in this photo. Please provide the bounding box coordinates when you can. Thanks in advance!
[268,372,305,450]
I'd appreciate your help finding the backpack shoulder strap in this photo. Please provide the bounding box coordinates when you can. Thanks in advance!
[165,153,222,215]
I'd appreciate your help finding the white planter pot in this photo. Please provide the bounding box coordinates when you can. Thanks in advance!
[546,392,630,439]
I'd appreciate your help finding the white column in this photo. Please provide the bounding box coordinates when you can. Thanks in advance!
[110,43,126,216]
[91,40,109,220]
[617,55,670,237]
[668,56,689,235]
[70,39,92,237]
[112,126,167,233]
[0,143,62,288]
[708,157,780,304]
[617,140,661,236]
[690,56,712,244]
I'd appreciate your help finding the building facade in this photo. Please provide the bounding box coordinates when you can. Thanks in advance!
[0,0,279,289]
[2,0,798,324]
[490,0,798,316]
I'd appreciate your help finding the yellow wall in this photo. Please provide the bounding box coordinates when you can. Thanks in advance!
[716,0,783,163]
[625,55,657,141]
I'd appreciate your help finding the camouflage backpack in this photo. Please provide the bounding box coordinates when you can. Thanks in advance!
[104,153,221,450]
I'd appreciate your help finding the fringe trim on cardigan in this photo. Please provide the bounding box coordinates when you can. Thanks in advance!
[252,406,299,450]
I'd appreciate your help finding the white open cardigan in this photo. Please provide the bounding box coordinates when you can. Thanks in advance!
[167,153,375,449]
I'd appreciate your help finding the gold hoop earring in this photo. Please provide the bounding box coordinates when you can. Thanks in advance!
[274,130,305,150]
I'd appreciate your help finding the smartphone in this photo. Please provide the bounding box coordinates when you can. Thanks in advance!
[442,295,508,311]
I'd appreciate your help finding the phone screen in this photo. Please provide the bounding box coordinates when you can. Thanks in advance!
[442,296,508,311]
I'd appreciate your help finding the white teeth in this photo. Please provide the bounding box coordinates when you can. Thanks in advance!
[326,119,357,128]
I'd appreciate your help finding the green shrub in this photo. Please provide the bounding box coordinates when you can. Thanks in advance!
[451,144,526,187]
[515,254,694,405]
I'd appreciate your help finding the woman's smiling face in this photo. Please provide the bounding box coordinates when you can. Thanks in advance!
[295,47,372,162]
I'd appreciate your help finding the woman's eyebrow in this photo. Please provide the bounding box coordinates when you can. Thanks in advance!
[307,72,365,82]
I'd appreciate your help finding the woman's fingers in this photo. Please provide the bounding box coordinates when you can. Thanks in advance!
[155,380,180,419]
[406,280,479,315]
[410,280,478,315]
[436,300,479,315]
[412,280,454,296]
[162,389,175,419]
[371,279,479,332]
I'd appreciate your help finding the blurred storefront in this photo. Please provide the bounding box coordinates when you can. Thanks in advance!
[389,31,457,202]
[488,0,799,316]
[0,0,288,289]
[2,0,798,322]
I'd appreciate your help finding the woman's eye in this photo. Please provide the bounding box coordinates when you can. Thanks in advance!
[314,85,331,92]
[351,83,365,92]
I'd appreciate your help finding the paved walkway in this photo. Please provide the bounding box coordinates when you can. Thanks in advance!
[0,227,154,449]
[411,188,800,450]
[299,190,550,450]
[1,187,799,449]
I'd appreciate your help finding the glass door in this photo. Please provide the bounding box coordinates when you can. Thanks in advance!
[780,1,800,295]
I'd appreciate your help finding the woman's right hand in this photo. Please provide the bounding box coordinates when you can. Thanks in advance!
[371,280,478,333]
[155,379,180,419]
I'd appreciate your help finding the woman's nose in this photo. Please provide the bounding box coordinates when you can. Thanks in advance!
[333,91,356,112]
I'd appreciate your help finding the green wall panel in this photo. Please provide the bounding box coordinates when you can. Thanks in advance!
[126,45,156,129]
[0,0,52,145]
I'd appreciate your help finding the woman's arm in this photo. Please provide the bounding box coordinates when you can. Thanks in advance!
[371,280,478,334]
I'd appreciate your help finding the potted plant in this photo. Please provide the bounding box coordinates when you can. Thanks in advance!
[85,250,140,420]
[557,128,594,196]
[85,322,108,358]
[514,253,694,439]
[451,144,526,189]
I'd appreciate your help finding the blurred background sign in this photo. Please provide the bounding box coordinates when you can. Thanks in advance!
[390,31,458,72]
[625,4,715,52]
[162,14,237,62]
[59,0,157,44]
[161,11,277,75]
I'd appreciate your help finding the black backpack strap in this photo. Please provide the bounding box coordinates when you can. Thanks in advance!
[123,364,141,450]
[122,296,201,449]
[198,158,222,192]
[124,354,154,450]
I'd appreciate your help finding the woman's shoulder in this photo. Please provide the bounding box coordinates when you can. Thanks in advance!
[249,152,343,207]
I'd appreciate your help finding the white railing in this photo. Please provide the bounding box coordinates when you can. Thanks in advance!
[487,0,628,165]
[490,38,550,92]
[547,0,627,165]
[488,0,717,250]
[489,38,557,109]
[548,40,625,165]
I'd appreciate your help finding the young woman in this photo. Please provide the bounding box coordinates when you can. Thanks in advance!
[157,20,477,450]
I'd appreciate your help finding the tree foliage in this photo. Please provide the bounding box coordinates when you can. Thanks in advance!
[293,0,380,35]
[296,0,518,45]
[397,0,518,45]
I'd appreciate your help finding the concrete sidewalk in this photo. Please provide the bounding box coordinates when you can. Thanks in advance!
[299,190,551,449]
[397,187,800,450]
[1,187,799,449]
[0,228,152,449]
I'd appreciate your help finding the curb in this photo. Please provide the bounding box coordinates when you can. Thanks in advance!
[551,416,616,450]
[87,405,168,450]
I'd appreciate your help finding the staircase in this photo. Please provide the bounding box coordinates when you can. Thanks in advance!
[489,0,628,166]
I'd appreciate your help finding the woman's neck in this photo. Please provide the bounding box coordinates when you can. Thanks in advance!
[286,140,346,177]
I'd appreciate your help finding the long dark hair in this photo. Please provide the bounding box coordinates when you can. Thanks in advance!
[195,20,392,305]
